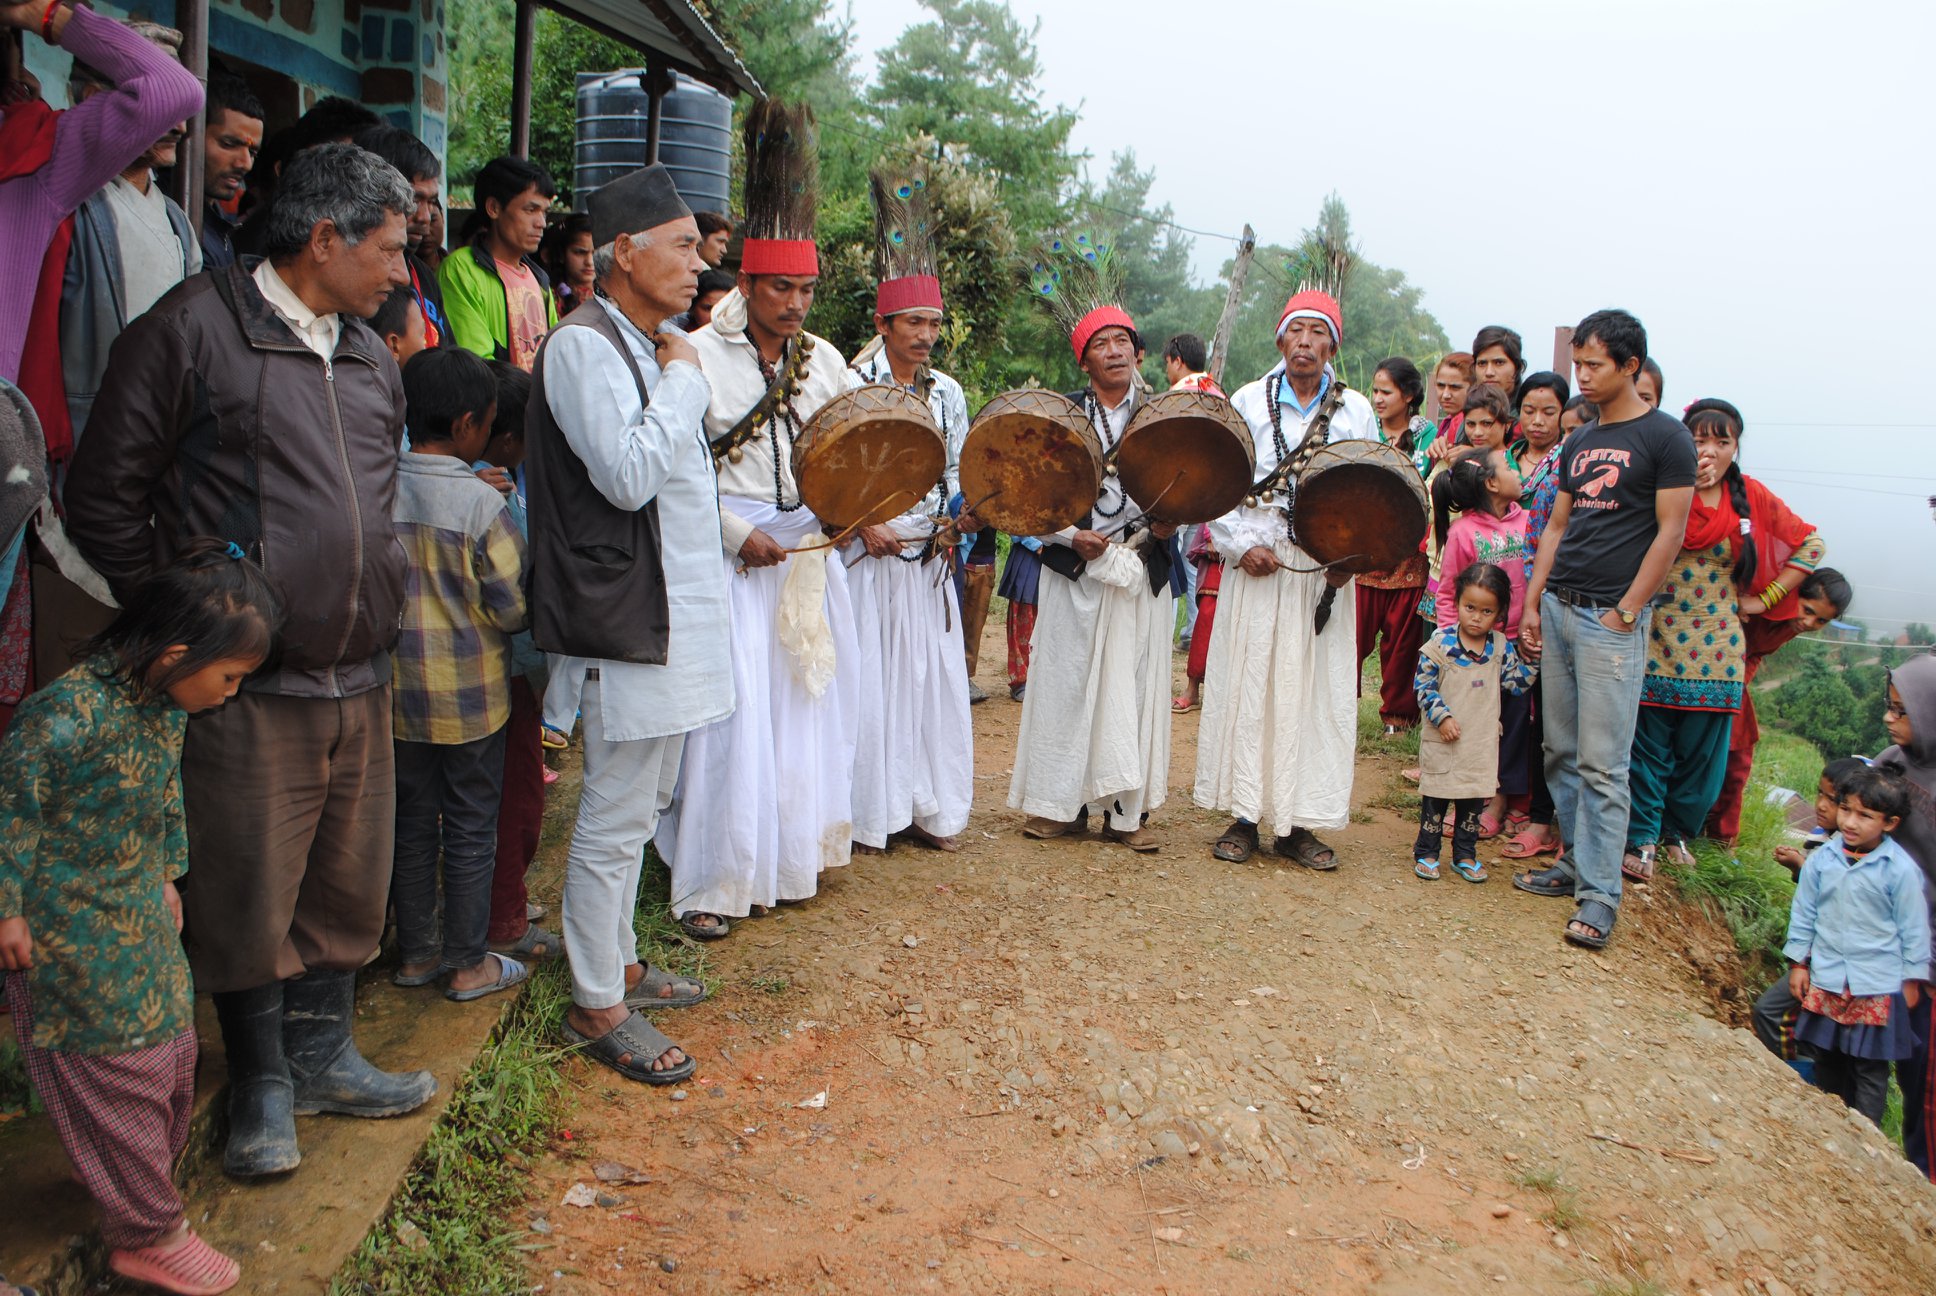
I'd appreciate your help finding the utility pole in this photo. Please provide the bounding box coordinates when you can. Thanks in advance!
[1208,224,1256,387]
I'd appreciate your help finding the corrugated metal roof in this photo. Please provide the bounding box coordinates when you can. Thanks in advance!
[542,0,762,98]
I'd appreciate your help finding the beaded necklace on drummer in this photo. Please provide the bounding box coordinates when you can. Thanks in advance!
[1264,373,1299,540]
[757,346,803,512]
[1083,390,1128,519]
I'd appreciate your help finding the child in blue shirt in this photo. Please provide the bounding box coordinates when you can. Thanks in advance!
[1783,765,1932,1126]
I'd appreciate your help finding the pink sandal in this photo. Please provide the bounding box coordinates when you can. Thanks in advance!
[1498,827,1560,859]
[110,1230,240,1295]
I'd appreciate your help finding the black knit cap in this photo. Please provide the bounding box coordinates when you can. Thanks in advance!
[588,164,692,248]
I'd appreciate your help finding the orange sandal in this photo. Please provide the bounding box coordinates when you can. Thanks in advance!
[110,1230,240,1295]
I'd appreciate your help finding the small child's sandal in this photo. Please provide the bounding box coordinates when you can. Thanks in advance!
[1452,858,1489,884]
[1414,856,1441,881]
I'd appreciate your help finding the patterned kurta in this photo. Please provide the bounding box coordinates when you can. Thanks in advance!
[1642,541,1746,711]
[0,663,191,1054]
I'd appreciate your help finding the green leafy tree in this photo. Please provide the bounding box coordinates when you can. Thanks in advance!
[867,0,1081,234]
[1761,650,1892,762]
[445,0,513,187]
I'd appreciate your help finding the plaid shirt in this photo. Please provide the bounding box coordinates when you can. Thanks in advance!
[1413,626,1537,727]
[392,450,529,744]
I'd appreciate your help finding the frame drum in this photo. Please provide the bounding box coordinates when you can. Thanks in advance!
[958,389,1104,535]
[1116,389,1256,524]
[1293,440,1429,573]
[793,384,946,531]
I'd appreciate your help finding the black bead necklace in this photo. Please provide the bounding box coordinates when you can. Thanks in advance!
[758,346,803,513]
[1084,390,1127,519]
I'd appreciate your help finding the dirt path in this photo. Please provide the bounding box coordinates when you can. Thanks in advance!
[517,654,1936,1295]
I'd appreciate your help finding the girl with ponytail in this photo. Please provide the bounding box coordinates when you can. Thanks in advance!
[1623,399,1827,880]
[1430,447,1533,837]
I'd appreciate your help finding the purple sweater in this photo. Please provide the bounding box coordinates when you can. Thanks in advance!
[0,7,203,383]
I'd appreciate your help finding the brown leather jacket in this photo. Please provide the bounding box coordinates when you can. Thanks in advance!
[66,258,406,699]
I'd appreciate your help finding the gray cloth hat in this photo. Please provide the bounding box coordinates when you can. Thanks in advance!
[588,164,693,249]
[0,380,49,551]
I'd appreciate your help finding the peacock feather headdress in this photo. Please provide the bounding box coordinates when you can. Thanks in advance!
[740,99,820,276]
[870,166,942,316]
[1030,233,1138,362]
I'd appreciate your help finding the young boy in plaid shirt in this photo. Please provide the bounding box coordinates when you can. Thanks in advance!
[390,348,531,1002]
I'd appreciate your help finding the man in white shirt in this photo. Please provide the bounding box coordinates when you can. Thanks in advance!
[1009,305,1181,852]
[843,172,975,852]
[654,100,859,940]
[1195,290,1378,870]
[527,164,726,1087]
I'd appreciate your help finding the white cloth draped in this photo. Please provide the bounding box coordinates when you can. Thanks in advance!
[845,512,974,846]
[1194,370,1375,836]
[654,499,861,916]
[1008,538,1172,830]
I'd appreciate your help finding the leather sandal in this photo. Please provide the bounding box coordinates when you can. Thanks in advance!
[561,1011,696,1086]
[1212,820,1258,863]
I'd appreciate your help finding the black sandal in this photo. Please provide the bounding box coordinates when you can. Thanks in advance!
[560,1011,696,1086]
[678,912,730,941]
[1278,827,1339,871]
[1512,864,1573,898]
[1213,820,1258,862]
[1564,899,1618,950]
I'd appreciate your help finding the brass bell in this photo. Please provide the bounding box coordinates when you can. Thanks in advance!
[1245,495,1258,508]
[1261,489,1275,504]
[1105,463,1118,477]
[727,446,744,464]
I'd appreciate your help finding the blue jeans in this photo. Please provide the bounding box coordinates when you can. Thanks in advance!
[1178,557,1200,647]
[392,727,509,971]
[1539,593,1651,913]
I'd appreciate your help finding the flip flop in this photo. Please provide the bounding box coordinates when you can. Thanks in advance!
[1414,856,1441,881]
[445,953,529,1002]
[542,766,561,785]
[1498,828,1560,860]
[1621,843,1657,884]
[1512,864,1574,898]
[1452,858,1489,884]
[1172,696,1197,714]
[624,965,709,1010]
[526,901,548,922]
[1564,899,1618,950]
[1401,767,1422,785]
[540,724,570,749]
[1477,813,1503,840]
[489,923,562,961]
[109,1231,240,1295]
[678,912,731,941]
[560,1010,696,1086]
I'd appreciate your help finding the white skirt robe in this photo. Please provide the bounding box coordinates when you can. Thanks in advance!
[1193,536,1357,836]
[655,498,861,916]
[1008,542,1173,831]
[846,516,974,846]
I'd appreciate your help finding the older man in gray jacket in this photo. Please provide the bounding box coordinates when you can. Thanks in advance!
[67,143,434,1179]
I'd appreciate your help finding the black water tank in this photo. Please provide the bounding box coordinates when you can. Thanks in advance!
[575,70,732,215]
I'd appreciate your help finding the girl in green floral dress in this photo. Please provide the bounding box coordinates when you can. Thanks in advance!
[0,540,278,1296]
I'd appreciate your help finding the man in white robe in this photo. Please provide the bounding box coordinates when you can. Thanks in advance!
[1008,308,1180,852]
[653,246,859,937]
[844,273,975,851]
[1195,290,1377,869]
[528,165,728,1085]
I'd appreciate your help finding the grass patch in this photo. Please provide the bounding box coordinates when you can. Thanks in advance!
[1512,1167,1588,1233]
[1510,1167,1562,1193]
[332,854,706,1294]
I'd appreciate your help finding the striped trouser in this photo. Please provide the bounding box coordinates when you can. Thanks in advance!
[6,973,196,1249]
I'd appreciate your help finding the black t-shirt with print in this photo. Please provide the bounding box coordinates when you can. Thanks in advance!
[1545,407,1697,606]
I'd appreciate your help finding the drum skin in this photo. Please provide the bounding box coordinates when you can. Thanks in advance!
[1117,390,1255,525]
[1294,441,1429,573]
[794,384,946,530]
[959,390,1104,536]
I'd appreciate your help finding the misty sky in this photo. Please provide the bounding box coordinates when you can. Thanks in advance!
[844,0,1936,634]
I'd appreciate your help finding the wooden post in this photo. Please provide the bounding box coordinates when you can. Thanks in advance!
[642,63,676,165]
[1208,223,1256,387]
[510,1,537,159]
[170,0,209,234]
[1552,325,1574,376]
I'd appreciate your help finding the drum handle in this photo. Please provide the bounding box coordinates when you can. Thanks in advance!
[734,485,1001,573]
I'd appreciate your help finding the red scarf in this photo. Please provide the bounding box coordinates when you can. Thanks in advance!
[0,99,58,180]
[1683,474,1817,618]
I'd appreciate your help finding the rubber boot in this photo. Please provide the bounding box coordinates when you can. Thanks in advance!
[212,983,301,1177]
[283,970,438,1117]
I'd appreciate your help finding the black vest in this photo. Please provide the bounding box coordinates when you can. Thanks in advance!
[525,300,671,663]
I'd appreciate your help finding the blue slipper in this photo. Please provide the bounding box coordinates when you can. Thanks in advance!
[445,953,529,1002]
[1414,856,1441,880]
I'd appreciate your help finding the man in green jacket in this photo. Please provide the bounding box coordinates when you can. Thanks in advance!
[440,155,557,369]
